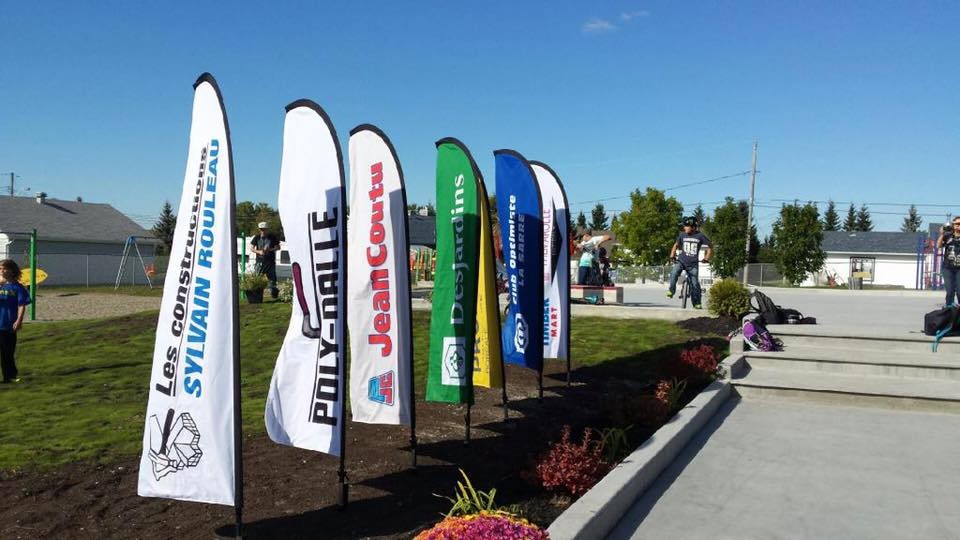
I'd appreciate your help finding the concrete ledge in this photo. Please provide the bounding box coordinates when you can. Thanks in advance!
[572,285,624,304]
[547,379,732,540]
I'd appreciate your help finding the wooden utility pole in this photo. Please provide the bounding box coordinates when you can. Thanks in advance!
[743,141,758,285]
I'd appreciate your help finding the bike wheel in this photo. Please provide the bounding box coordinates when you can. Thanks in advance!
[680,276,689,308]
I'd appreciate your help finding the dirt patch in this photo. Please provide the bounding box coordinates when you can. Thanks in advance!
[28,293,160,322]
[0,349,714,539]
[677,316,739,336]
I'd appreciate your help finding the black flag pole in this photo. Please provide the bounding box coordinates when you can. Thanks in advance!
[338,167,350,510]
[208,69,244,539]
[538,369,544,403]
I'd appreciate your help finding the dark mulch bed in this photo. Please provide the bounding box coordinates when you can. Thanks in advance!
[677,316,739,337]
[0,339,730,540]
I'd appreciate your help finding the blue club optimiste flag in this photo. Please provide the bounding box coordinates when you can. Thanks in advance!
[138,74,241,506]
[495,150,544,372]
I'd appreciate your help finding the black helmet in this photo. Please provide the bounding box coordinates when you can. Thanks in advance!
[682,216,698,227]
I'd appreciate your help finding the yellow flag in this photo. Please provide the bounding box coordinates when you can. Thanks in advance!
[473,189,504,388]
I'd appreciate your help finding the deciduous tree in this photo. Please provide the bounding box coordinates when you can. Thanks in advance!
[611,188,683,265]
[770,202,825,285]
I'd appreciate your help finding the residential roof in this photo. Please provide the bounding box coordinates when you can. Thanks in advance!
[822,231,923,255]
[0,196,151,243]
[408,214,435,248]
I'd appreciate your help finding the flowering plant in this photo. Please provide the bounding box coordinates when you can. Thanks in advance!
[414,511,549,540]
[676,344,722,382]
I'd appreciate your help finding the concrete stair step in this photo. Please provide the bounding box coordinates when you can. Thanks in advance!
[766,325,960,354]
[744,347,960,380]
[732,367,960,413]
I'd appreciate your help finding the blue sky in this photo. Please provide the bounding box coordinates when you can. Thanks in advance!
[1,1,957,234]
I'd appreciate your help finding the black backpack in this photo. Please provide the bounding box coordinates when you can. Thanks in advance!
[751,290,784,325]
[923,305,960,351]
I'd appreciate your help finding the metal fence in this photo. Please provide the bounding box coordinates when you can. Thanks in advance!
[610,263,787,287]
[7,252,166,287]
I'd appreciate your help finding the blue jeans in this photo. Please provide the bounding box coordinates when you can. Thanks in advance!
[578,266,591,285]
[669,262,701,305]
[943,266,960,305]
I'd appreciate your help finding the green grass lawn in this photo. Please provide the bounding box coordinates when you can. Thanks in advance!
[0,304,701,473]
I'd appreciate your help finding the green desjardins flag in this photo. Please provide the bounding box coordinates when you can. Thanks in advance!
[426,138,480,403]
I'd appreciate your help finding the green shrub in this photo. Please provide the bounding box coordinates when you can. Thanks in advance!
[707,278,751,318]
[277,280,294,303]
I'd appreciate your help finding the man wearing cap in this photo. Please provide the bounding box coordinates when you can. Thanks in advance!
[251,222,280,299]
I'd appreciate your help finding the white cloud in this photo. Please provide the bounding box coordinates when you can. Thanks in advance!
[620,10,650,22]
[582,17,617,34]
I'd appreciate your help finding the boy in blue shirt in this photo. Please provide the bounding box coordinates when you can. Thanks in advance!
[0,260,31,383]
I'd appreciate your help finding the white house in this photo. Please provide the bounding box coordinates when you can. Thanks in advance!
[0,193,161,286]
[806,231,924,289]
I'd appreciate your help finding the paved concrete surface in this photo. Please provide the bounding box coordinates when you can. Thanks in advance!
[608,398,960,540]
[622,283,943,331]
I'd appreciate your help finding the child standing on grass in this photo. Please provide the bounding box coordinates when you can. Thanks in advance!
[0,260,30,383]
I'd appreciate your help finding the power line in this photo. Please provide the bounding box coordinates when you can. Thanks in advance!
[570,170,754,207]
[768,199,958,208]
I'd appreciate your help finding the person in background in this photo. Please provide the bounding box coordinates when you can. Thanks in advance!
[937,216,960,305]
[577,232,611,285]
[0,260,30,383]
[666,217,713,309]
[251,221,280,300]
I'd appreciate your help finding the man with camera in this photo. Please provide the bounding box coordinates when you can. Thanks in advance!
[937,217,960,305]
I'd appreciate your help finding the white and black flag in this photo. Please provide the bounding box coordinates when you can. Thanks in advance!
[138,73,240,506]
[264,100,347,455]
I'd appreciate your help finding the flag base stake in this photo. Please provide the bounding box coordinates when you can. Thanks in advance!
[538,371,544,403]
[464,405,471,446]
[337,475,349,510]
[234,506,243,539]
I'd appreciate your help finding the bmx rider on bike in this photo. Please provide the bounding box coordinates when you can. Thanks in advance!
[666,216,712,309]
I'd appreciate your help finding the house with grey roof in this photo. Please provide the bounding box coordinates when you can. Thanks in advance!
[807,230,927,289]
[0,193,160,285]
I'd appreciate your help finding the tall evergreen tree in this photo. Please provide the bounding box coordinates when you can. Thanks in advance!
[822,200,840,231]
[901,205,923,232]
[692,204,707,226]
[151,201,177,255]
[843,203,857,231]
[589,202,609,230]
[855,204,873,231]
[576,211,588,230]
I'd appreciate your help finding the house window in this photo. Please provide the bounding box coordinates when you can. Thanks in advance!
[849,256,875,282]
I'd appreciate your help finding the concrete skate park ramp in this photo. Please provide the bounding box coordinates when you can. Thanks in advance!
[548,325,960,540]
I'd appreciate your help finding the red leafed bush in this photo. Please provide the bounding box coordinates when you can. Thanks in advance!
[676,344,721,382]
[534,426,610,497]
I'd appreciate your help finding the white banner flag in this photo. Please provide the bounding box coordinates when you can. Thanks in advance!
[347,125,412,425]
[264,100,347,455]
[531,162,570,361]
[138,73,239,506]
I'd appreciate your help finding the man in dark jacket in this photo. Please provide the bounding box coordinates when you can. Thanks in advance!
[251,221,280,299]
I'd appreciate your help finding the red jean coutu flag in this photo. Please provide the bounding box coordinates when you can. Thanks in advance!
[264,100,347,455]
[347,125,413,425]
[531,162,570,362]
[138,73,241,506]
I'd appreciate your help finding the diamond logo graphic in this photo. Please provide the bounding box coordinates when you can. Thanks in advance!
[441,336,467,386]
[148,409,202,480]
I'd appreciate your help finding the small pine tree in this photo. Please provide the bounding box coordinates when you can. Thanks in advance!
[576,211,588,230]
[843,203,857,232]
[589,203,609,230]
[822,200,840,231]
[855,204,873,231]
[152,201,177,255]
[901,205,923,232]
[692,204,707,226]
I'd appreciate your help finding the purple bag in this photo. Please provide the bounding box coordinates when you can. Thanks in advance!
[742,317,782,352]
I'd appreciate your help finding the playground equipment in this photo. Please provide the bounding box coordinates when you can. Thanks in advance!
[114,235,155,290]
[3,229,39,321]
[916,233,942,291]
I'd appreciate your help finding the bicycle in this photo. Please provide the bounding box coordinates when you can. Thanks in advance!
[673,259,707,309]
